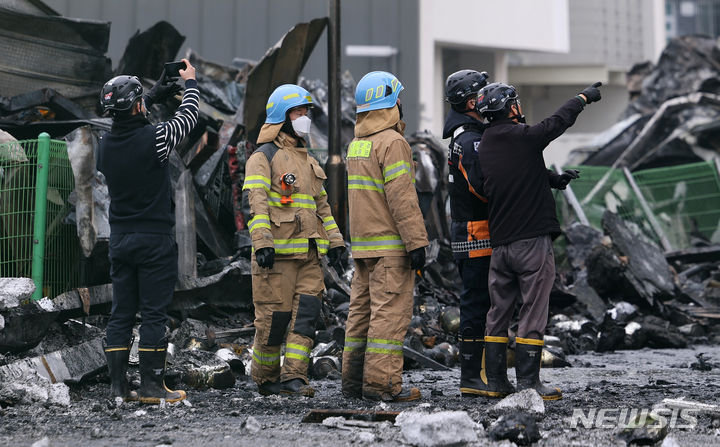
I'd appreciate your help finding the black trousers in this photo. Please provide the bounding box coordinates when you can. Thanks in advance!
[106,233,177,348]
[457,256,492,337]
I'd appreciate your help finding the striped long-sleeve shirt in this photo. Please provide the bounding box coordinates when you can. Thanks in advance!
[98,79,200,235]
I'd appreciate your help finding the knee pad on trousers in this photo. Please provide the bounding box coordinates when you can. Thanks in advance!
[267,311,292,345]
[292,294,321,339]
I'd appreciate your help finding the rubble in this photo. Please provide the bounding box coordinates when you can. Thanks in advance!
[395,410,480,447]
[488,412,541,446]
[0,277,34,310]
[490,389,545,416]
[616,413,668,445]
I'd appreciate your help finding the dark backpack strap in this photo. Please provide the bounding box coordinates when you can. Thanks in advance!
[256,143,279,163]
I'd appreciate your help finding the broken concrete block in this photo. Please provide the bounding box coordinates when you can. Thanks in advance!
[617,413,668,445]
[0,369,70,407]
[0,336,105,383]
[491,389,545,416]
[0,277,35,310]
[489,412,541,446]
[395,410,479,447]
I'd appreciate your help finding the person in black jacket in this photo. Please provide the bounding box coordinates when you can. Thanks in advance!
[97,58,199,404]
[442,70,498,397]
[475,81,601,400]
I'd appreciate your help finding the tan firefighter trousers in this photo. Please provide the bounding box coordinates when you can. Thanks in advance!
[251,246,323,385]
[342,256,414,397]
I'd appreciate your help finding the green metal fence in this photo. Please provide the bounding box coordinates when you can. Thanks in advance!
[0,133,80,299]
[556,160,720,251]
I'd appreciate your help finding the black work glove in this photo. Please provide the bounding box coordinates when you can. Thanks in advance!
[145,69,182,107]
[255,247,275,269]
[580,82,602,104]
[326,246,345,268]
[409,247,426,273]
[550,169,580,190]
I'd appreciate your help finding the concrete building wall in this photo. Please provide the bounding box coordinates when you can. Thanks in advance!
[418,0,570,137]
[42,0,422,133]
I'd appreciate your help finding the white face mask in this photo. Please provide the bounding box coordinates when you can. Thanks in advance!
[291,115,312,138]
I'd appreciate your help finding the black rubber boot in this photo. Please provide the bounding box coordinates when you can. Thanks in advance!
[458,334,486,397]
[279,378,315,397]
[258,381,282,396]
[138,344,186,404]
[515,338,562,401]
[363,386,421,402]
[476,337,516,398]
[103,339,138,402]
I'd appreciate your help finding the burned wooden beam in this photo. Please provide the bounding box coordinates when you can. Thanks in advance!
[402,345,451,371]
[665,245,720,264]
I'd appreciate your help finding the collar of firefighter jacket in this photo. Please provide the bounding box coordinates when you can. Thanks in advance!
[354,105,401,138]
[257,122,284,144]
[275,131,307,153]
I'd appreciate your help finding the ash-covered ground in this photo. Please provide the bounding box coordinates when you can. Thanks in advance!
[3,345,720,447]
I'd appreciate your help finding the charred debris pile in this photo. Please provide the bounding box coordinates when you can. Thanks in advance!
[0,6,719,404]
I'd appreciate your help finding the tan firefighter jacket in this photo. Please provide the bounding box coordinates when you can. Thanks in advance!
[347,106,428,258]
[243,129,344,259]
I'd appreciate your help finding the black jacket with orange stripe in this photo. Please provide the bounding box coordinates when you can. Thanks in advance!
[442,109,491,260]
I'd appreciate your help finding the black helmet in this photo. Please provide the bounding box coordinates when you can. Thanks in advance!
[476,82,518,118]
[100,75,143,113]
[445,70,489,106]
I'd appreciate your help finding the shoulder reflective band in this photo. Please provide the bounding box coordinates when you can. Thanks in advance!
[383,160,411,183]
[243,175,271,191]
[348,175,384,193]
[343,336,367,352]
[316,239,329,254]
[322,216,338,232]
[253,349,280,366]
[347,140,372,158]
[268,191,316,209]
[248,214,271,233]
[351,235,405,251]
[285,343,310,363]
[274,238,309,254]
[366,337,403,356]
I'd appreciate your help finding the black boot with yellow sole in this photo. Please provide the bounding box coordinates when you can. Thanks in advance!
[515,337,562,401]
[138,343,186,404]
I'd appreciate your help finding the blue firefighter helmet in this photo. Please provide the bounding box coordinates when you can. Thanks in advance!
[355,71,404,113]
[265,84,314,124]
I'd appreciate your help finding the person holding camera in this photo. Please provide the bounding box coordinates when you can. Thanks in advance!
[475,82,601,400]
[243,84,345,397]
[97,58,198,404]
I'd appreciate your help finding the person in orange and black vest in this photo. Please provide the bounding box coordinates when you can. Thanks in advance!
[442,70,581,399]
[442,70,497,398]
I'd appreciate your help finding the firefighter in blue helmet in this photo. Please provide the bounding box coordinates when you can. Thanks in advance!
[243,84,345,396]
